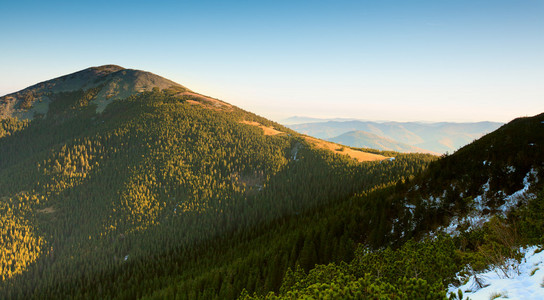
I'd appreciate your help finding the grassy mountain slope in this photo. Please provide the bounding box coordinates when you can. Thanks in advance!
[289,120,503,154]
[329,130,436,154]
[0,66,436,299]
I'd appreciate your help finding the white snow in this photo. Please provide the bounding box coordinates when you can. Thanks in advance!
[292,147,300,161]
[435,169,538,237]
[405,203,416,214]
[482,180,491,194]
[424,195,443,208]
[382,157,396,163]
[443,217,461,235]
[497,168,538,216]
[449,246,544,300]
[442,212,492,237]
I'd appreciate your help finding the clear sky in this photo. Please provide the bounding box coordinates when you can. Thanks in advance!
[1,0,543,123]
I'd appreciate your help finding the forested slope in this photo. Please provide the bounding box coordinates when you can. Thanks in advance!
[243,113,544,299]
[0,67,436,299]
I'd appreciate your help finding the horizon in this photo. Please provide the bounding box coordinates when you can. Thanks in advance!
[1,0,543,123]
[0,63,536,124]
[280,115,508,125]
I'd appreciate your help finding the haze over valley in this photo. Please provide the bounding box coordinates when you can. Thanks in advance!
[285,118,503,154]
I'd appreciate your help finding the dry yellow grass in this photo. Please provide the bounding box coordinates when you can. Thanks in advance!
[240,120,284,136]
[303,136,389,162]
[182,92,233,110]
[37,206,56,214]
[239,122,388,161]
[186,99,204,106]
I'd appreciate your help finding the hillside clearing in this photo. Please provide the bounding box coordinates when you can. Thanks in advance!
[182,92,233,110]
[303,136,389,162]
[240,120,284,136]
[37,206,56,214]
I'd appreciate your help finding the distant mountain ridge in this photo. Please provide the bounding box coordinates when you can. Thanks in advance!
[329,130,437,154]
[288,120,503,154]
[281,116,365,125]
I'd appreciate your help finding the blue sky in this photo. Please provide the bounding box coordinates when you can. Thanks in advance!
[1,0,543,122]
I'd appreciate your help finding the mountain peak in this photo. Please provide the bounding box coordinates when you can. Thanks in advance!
[0,65,188,119]
[89,64,125,72]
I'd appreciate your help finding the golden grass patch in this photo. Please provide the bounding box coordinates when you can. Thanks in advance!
[37,206,56,214]
[181,92,232,110]
[240,120,284,136]
[303,136,389,162]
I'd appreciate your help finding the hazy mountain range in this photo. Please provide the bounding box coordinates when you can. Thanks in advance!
[286,119,503,154]
[329,130,437,154]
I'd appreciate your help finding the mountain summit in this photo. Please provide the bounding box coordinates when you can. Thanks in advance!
[0,65,188,119]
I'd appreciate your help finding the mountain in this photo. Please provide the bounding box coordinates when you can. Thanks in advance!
[288,120,503,154]
[281,116,363,125]
[0,65,187,119]
[2,65,541,300]
[329,130,437,154]
[0,66,435,299]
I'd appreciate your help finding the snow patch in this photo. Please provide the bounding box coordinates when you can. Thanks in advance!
[443,213,491,236]
[405,203,416,214]
[436,169,538,237]
[422,190,446,209]
[498,168,538,216]
[448,246,544,300]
